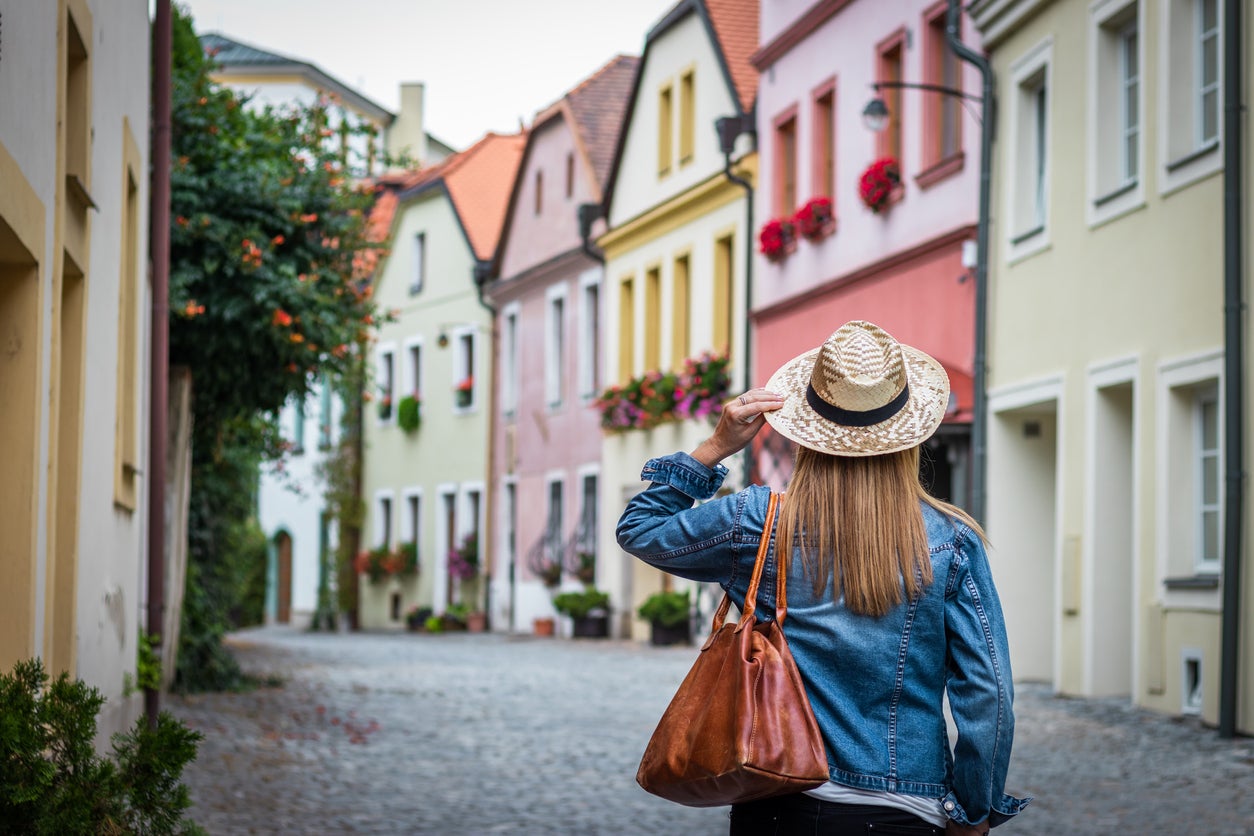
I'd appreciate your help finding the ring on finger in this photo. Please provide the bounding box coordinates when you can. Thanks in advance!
[738,395,747,406]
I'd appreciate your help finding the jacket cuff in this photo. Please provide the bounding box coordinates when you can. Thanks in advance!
[639,452,728,500]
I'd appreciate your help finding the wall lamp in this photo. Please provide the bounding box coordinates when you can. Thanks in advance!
[861,81,983,133]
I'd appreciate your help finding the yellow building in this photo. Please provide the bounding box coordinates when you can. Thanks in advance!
[598,0,760,639]
[0,0,152,738]
[971,0,1252,733]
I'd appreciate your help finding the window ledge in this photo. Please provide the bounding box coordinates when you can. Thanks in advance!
[914,151,966,191]
[1010,224,1045,246]
[1166,141,1220,173]
[1094,180,1137,207]
[1163,574,1220,591]
[66,174,97,210]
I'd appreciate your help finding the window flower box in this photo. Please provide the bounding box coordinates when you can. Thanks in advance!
[859,157,901,214]
[793,196,835,241]
[758,218,797,262]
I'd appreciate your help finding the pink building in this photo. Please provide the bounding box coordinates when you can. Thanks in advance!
[484,56,638,634]
[750,0,982,505]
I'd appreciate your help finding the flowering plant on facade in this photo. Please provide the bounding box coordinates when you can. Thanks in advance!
[376,392,393,420]
[594,351,731,432]
[448,532,479,581]
[758,218,796,261]
[354,545,401,584]
[793,196,835,240]
[858,157,901,213]
[453,376,474,408]
[397,393,421,432]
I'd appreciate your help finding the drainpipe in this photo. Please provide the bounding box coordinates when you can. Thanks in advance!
[473,259,498,631]
[946,0,996,525]
[715,114,756,486]
[578,203,606,264]
[146,0,172,728]
[1219,0,1245,740]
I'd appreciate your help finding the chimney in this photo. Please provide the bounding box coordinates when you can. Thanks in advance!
[386,82,427,170]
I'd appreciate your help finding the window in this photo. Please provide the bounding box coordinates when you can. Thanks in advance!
[405,491,422,549]
[411,232,425,295]
[65,12,90,192]
[406,340,423,403]
[546,477,564,569]
[923,8,962,168]
[679,69,695,165]
[534,170,543,216]
[378,348,395,421]
[318,375,333,450]
[1161,0,1221,189]
[546,286,566,407]
[671,254,690,369]
[579,277,600,398]
[644,266,661,372]
[502,304,520,414]
[1008,38,1052,257]
[377,494,394,549]
[877,32,906,165]
[811,83,835,198]
[114,156,140,509]
[292,398,306,454]
[454,330,476,410]
[577,470,598,559]
[565,152,575,199]
[1195,388,1220,572]
[618,276,635,382]
[658,83,674,176]
[713,235,734,355]
[1091,1,1142,214]
[774,110,798,215]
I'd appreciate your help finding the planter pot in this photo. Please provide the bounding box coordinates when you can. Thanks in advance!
[571,613,610,639]
[649,620,691,647]
[455,389,472,408]
[466,611,487,632]
[533,616,556,637]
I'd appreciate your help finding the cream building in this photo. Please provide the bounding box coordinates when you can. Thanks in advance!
[971,0,1251,732]
[0,0,152,738]
[598,0,759,640]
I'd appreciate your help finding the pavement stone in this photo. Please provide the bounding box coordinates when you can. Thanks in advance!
[167,627,1254,835]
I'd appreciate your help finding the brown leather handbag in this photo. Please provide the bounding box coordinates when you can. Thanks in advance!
[635,492,829,807]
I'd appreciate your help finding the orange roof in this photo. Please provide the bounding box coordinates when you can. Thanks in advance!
[440,132,527,261]
[703,0,760,113]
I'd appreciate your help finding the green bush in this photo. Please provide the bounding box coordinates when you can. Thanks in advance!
[397,394,421,433]
[552,589,611,619]
[0,658,204,834]
[637,590,691,627]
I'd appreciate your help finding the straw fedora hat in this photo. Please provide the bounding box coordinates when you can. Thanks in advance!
[763,320,950,457]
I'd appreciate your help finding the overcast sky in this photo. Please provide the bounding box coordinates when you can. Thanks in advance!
[179,0,679,149]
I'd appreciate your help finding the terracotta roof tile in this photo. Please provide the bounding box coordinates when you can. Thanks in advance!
[440,132,527,261]
[703,0,760,112]
[564,55,640,190]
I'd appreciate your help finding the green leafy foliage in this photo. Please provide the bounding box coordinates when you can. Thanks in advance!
[169,5,384,683]
[552,589,611,619]
[397,394,421,432]
[637,590,691,627]
[0,659,204,834]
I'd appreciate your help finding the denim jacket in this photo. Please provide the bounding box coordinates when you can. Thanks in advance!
[616,452,1031,828]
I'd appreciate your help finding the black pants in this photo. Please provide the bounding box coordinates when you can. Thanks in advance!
[729,794,945,836]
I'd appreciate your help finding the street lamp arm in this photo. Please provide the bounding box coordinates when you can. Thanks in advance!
[869,80,983,103]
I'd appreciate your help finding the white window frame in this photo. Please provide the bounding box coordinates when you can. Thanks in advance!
[402,487,423,549]
[1158,0,1223,195]
[403,336,423,405]
[1087,0,1144,227]
[1155,349,1223,610]
[1194,386,1221,573]
[374,490,395,550]
[545,283,568,409]
[451,325,477,413]
[502,301,521,416]
[376,342,397,426]
[1006,37,1053,264]
[578,269,601,400]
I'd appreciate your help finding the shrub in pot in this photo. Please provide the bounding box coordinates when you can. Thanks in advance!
[637,590,691,646]
[553,589,611,638]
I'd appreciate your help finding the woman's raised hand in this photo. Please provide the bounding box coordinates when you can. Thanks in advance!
[690,388,785,468]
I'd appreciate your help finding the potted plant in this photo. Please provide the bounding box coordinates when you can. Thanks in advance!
[553,589,611,638]
[453,376,474,408]
[353,545,395,584]
[443,603,471,631]
[448,532,479,581]
[758,217,796,262]
[573,551,597,585]
[376,393,393,420]
[858,157,901,214]
[405,605,432,632]
[397,541,419,576]
[397,393,421,433]
[638,590,692,646]
[793,196,835,240]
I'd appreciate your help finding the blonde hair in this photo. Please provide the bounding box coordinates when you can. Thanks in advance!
[775,445,987,617]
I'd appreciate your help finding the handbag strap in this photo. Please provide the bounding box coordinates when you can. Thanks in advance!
[709,492,781,635]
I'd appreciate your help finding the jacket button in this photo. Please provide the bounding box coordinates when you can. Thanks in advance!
[943,801,955,811]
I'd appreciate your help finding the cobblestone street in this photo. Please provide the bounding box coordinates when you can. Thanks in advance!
[169,627,1254,835]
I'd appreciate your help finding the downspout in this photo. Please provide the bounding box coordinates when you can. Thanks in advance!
[473,260,498,630]
[146,0,172,728]
[1219,0,1245,739]
[716,114,755,486]
[947,0,996,525]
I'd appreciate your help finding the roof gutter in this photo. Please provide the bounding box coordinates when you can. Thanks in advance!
[578,203,606,263]
[1218,0,1245,739]
[472,259,498,632]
